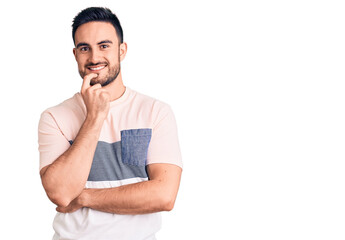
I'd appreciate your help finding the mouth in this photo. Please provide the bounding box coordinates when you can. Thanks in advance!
[87,64,107,72]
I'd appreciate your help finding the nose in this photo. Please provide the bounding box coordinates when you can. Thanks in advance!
[89,48,102,64]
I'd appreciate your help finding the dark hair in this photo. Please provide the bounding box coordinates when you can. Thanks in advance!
[72,7,123,44]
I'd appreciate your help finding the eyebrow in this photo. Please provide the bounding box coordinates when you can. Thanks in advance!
[76,42,89,49]
[76,40,113,49]
[98,40,113,45]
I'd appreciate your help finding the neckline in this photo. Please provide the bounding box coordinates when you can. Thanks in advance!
[110,86,131,107]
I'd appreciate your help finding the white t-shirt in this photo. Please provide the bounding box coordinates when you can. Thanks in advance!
[38,87,182,240]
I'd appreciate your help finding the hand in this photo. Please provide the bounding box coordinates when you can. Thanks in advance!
[56,194,83,213]
[81,73,110,121]
[55,189,90,213]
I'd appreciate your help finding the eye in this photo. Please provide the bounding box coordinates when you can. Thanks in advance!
[80,46,89,52]
[100,45,109,49]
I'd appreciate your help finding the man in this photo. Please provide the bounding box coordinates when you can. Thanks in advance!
[38,7,182,240]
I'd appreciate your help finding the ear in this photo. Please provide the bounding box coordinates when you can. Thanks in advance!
[73,48,77,60]
[119,42,127,62]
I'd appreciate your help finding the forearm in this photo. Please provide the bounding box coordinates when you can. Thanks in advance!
[81,180,175,215]
[41,116,103,207]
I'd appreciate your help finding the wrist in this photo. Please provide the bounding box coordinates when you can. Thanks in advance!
[81,115,105,136]
[85,114,106,126]
[79,189,92,208]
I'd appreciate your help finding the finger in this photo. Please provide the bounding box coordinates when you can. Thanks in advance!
[56,206,70,213]
[90,85,110,97]
[81,73,98,93]
[95,88,111,100]
[89,83,102,91]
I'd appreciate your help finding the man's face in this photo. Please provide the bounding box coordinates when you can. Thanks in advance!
[73,21,122,86]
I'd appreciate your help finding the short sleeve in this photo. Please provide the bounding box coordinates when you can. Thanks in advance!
[38,111,71,171]
[147,104,183,168]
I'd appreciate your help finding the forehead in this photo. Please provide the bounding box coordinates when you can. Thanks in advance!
[74,21,118,45]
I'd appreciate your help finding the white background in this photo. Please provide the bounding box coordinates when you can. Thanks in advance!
[0,0,344,239]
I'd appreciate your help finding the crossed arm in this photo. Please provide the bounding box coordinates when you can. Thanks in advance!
[40,127,182,215]
[39,114,182,214]
[55,163,182,214]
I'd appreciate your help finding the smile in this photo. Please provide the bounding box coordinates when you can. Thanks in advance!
[87,65,107,71]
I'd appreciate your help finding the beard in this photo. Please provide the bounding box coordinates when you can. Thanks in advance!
[79,60,121,87]
[92,63,120,87]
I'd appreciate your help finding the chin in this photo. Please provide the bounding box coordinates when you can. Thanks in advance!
[90,80,104,86]
[90,75,107,86]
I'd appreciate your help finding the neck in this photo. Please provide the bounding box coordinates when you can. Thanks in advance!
[103,71,126,102]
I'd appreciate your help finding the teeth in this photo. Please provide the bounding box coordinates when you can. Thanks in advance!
[89,66,105,70]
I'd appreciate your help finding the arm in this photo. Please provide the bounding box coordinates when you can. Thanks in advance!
[57,163,182,214]
[40,73,110,207]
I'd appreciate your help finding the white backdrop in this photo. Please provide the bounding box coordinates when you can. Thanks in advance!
[0,0,344,239]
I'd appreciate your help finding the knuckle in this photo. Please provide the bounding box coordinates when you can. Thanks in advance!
[101,91,110,99]
[85,88,92,94]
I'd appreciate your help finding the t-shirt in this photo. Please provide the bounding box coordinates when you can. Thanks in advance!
[38,87,182,240]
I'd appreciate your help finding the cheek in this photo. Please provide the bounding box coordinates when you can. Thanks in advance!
[106,51,120,62]
[75,54,87,66]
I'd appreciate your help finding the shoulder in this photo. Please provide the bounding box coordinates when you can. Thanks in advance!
[130,88,172,112]
[129,88,173,123]
[39,93,85,139]
[41,93,85,119]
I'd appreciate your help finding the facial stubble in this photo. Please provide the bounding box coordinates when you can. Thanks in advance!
[79,57,121,87]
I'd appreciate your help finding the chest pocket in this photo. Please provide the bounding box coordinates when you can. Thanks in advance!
[121,128,152,166]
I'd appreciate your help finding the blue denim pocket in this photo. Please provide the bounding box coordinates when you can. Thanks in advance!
[121,128,152,166]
